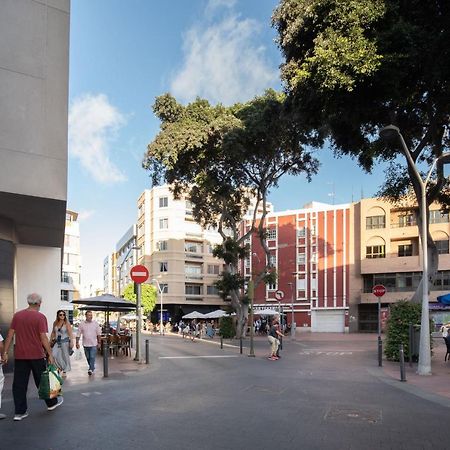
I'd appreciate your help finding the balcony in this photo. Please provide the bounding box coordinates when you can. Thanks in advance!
[361,254,421,274]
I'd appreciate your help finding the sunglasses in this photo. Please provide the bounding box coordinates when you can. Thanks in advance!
[58,313,66,317]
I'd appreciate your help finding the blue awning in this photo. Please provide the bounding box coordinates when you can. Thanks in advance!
[437,293,450,305]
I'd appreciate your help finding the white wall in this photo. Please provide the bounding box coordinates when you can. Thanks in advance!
[15,245,62,329]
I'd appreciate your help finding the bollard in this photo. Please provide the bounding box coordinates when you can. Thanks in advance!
[220,336,223,349]
[145,339,150,365]
[240,337,243,354]
[378,336,383,367]
[399,343,406,382]
[103,341,109,378]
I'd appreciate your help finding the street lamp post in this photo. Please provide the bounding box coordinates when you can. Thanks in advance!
[151,278,164,334]
[248,252,261,357]
[380,125,450,375]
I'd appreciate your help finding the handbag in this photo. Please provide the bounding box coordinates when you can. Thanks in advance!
[74,348,83,360]
[38,363,63,400]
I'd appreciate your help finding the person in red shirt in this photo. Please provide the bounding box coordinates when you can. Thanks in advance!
[2,293,63,421]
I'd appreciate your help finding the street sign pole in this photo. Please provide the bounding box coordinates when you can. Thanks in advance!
[372,285,386,367]
[130,265,149,363]
[134,282,141,362]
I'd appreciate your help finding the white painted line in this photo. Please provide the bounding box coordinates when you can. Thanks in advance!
[131,271,147,276]
[159,355,239,360]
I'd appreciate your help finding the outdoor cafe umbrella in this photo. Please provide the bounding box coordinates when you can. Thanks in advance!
[72,294,135,332]
[204,309,228,319]
[254,308,280,316]
[182,311,206,319]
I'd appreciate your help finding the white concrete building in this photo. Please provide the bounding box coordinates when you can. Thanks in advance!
[0,0,70,333]
[60,210,81,316]
[137,186,226,322]
[115,224,138,296]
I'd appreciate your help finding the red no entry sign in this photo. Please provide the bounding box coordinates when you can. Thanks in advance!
[130,265,149,284]
[372,284,386,297]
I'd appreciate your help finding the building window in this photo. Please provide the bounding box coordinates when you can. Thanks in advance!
[429,210,449,224]
[185,284,202,295]
[185,264,202,277]
[398,244,413,257]
[159,196,168,208]
[268,283,276,290]
[297,227,306,237]
[159,218,168,229]
[366,245,385,259]
[138,202,145,217]
[158,240,168,251]
[61,290,69,302]
[206,243,214,254]
[398,214,415,227]
[436,240,449,254]
[366,215,385,229]
[266,228,277,240]
[160,262,168,272]
[159,283,168,294]
[207,285,219,295]
[207,264,220,275]
[269,254,277,266]
[185,200,193,215]
[185,241,202,253]
[297,253,306,264]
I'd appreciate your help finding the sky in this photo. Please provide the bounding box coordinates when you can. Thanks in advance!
[68,0,388,293]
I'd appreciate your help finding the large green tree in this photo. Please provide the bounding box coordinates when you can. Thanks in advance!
[273,0,450,302]
[123,283,157,316]
[143,90,318,337]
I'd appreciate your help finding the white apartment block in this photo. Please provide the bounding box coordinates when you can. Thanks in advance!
[115,224,138,296]
[137,186,226,322]
[60,211,81,312]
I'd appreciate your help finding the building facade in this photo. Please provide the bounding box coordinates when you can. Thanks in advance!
[137,186,226,322]
[0,0,70,335]
[115,224,138,296]
[244,202,352,332]
[60,210,81,319]
[351,197,450,332]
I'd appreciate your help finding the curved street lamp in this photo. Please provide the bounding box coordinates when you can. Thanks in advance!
[380,125,450,375]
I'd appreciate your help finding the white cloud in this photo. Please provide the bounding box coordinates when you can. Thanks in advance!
[205,0,237,16]
[77,210,95,221]
[69,94,127,184]
[170,11,278,105]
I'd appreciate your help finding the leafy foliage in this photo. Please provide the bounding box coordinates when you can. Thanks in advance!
[123,283,157,316]
[218,316,236,339]
[273,0,450,301]
[385,300,421,361]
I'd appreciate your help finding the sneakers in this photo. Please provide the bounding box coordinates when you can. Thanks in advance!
[0,413,6,420]
[13,412,28,421]
[88,369,92,375]
[47,397,64,411]
[268,356,279,360]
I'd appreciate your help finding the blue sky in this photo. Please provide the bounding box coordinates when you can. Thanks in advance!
[68,0,387,292]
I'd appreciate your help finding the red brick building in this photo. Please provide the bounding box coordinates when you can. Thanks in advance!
[242,202,351,332]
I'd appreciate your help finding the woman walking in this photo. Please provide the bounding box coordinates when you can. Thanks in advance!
[50,310,74,377]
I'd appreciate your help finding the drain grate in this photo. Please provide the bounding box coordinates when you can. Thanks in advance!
[324,406,381,424]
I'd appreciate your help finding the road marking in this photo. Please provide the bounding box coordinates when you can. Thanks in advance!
[299,351,353,356]
[159,355,239,360]
[81,391,102,397]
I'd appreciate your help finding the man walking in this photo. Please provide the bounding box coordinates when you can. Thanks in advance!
[1,293,63,421]
[267,318,284,361]
[76,310,101,375]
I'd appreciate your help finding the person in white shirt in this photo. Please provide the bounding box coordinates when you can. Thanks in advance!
[75,311,101,376]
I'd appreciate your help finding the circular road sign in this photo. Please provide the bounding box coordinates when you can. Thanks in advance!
[372,284,386,297]
[130,265,149,284]
[274,290,284,301]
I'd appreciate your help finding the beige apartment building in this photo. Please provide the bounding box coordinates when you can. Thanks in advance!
[350,197,450,332]
[137,186,226,322]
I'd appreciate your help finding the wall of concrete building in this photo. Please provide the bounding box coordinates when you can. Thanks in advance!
[15,245,62,325]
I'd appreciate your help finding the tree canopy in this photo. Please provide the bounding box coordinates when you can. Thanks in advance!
[144,90,318,336]
[123,283,157,316]
[273,0,450,301]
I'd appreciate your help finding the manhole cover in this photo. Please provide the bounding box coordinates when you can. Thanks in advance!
[325,407,381,424]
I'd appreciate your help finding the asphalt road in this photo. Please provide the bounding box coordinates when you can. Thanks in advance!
[2,334,450,450]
